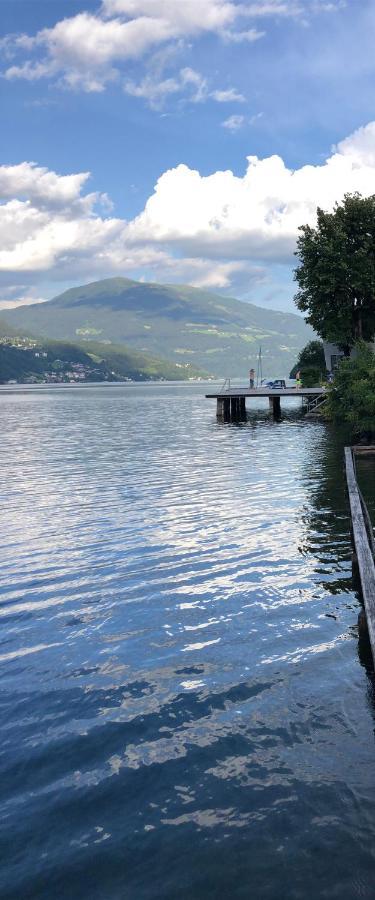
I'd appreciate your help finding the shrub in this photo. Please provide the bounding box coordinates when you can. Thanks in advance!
[326,342,375,439]
[290,340,326,379]
[300,365,322,388]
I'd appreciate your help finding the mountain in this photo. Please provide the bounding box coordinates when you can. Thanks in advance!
[0,336,205,384]
[72,340,206,381]
[1,277,313,377]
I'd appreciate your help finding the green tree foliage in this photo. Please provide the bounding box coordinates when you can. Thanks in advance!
[289,339,325,378]
[326,343,375,438]
[294,193,375,354]
[300,366,322,388]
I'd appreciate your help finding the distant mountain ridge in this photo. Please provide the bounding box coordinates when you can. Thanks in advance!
[1,277,313,377]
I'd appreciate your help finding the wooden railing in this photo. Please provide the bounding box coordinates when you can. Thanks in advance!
[345,446,375,664]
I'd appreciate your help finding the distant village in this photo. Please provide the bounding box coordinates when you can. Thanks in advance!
[0,335,116,384]
[0,334,203,384]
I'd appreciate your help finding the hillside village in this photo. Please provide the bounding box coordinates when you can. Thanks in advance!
[0,334,116,384]
[0,330,205,385]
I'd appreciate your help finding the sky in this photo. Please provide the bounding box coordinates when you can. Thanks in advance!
[1,0,375,313]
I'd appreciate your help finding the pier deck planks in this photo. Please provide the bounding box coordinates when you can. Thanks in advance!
[205,387,325,399]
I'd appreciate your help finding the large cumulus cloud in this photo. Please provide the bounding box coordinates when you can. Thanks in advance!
[2,120,375,306]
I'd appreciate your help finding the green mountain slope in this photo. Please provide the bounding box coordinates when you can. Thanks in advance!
[78,340,206,381]
[2,277,313,377]
[0,336,205,383]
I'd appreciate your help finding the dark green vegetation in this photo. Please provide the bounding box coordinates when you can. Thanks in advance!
[0,339,97,383]
[290,339,326,387]
[1,277,313,378]
[326,343,375,440]
[294,194,375,353]
[0,333,204,383]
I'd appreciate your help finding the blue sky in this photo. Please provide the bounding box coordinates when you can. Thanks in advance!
[1,0,375,311]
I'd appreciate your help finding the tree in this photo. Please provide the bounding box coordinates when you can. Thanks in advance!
[326,343,375,439]
[289,340,325,378]
[294,193,375,354]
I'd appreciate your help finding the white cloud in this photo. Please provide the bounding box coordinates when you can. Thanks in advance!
[0,287,48,310]
[4,12,175,91]
[211,88,245,102]
[336,122,375,167]
[222,114,245,131]
[179,67,208,103]
[125,120,375,262]
[0,162,104,213]
[100,0,239,32]
[124,67,246,109]
[221,110,263,130]
[2,2,256,91]
[1,0,342,94]
[124,66,209,108]
[102,0,344,22]
[3,120,375,304]
[239,0,345,16]
[124,73,180,107]
[222,27,264,42]
[249,111,264,124]
[0,162,255,295]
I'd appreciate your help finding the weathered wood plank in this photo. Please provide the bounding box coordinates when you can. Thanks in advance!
[352,446,375,456]
[345,447,375,664]
[358,486,375,559]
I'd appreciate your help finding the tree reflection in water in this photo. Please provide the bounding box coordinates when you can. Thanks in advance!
[297,420,375,696]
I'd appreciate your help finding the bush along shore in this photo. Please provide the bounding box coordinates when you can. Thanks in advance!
[292,193,375,444]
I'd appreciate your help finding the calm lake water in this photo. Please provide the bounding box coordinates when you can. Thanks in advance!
[1,382,375,899]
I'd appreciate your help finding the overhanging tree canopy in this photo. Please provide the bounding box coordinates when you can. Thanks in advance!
[294,193,375,353]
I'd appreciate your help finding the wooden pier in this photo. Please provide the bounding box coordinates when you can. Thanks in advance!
[345,446,375,665]
[205,386,326,420]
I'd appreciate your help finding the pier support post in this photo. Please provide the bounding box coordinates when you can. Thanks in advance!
[229,397,246,421]
[217,396,246,421]
[217,397,230,419]
[230,397,239,419]
[269,395,281,418]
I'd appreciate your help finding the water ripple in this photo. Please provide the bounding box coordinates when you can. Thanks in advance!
[0,384,374,900]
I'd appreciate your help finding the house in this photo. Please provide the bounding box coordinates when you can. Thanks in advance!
[323,342,345,372]
[324,339,375,372]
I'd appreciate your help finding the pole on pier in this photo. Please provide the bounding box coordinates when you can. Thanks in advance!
[256,346,263,387]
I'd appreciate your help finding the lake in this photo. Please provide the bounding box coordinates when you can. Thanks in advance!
[1,382,375,899]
